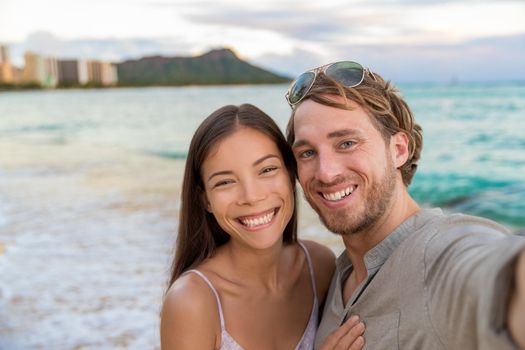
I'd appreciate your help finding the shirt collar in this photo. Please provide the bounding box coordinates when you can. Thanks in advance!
[336,208,444,274]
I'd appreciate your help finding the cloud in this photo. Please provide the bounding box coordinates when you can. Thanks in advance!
[253,33,525,82]
[183,5,390,42]
[7,32,195,66]
[6,27,525,83]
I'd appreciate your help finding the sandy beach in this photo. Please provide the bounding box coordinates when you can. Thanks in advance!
[0,138,340,349]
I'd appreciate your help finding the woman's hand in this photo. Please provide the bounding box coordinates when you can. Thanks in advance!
[319,315,365,350]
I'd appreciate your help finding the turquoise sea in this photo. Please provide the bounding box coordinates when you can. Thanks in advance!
[1,83,524,229]
[0,82,524,349]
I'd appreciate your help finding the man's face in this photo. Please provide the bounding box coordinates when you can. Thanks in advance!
[291,97,400,235]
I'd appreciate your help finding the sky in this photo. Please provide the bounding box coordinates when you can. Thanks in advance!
[1,0,525,82]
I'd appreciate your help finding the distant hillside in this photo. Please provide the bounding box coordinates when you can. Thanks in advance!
[116,48,290,86]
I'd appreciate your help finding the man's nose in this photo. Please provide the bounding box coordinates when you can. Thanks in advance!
[315,151,345,185]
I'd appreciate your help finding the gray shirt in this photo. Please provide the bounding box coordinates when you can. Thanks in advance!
[314,208,525,349]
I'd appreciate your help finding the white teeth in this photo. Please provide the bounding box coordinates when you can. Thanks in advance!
[240,210,275,228]
[322,186,354,202]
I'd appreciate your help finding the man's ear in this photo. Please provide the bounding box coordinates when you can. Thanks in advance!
[390,131,410,168]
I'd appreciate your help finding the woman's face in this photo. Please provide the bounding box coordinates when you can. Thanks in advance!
[201,127,294,250]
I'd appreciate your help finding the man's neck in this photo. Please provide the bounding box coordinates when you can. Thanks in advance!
[341,191,420,301]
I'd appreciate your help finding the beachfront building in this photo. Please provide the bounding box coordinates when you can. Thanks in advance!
[1,44,117,87]
[0,63,14,83]
[21,51,60,88]
[87,60,118,86]
[58,59,88,85]
[11,66,23,83]
[43,57,59,88]
[0,45,14,83]
[22,51,46,85]
[101,62,118,85]
[87,60,102,83]
[0,46,9,63]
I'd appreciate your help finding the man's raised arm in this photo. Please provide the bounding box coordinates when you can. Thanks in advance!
[508,249,525,348]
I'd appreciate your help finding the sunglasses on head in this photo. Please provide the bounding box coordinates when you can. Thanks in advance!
[285,61,372,107]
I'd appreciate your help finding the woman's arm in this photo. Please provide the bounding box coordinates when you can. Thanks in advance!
[508,249,525,348]
[319,315,365,350]
[160,274,219,350]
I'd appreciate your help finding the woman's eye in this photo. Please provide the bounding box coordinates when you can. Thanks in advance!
[261,166,277,174]
[214,179,233,187]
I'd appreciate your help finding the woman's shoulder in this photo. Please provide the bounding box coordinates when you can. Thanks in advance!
[298,240,336,302]
[162,270,222,321]
[160,271,220,349]
[299,239,336,268]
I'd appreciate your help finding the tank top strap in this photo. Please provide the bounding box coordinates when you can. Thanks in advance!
[185,269,226,328]
[297,241,317,300]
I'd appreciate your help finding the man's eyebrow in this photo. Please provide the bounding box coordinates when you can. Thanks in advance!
[292,129,361,149]
[207,154,280,182]
[327,129,360,138]
[292,139,309,149]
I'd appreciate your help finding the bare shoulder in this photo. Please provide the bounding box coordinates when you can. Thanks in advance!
[160,272,219,350]
[299,240,336,301]
[300,239,336,270]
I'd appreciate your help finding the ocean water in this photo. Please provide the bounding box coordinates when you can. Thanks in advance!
[1,83,524,227]
[0,83,524,349]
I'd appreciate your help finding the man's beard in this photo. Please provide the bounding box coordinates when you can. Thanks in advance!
[306,161,397,236]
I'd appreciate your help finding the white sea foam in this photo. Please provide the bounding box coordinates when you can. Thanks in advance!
[0,143,179,350]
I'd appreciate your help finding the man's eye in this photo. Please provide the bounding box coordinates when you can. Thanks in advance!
[340,141,354,149]
[299,150,315,159]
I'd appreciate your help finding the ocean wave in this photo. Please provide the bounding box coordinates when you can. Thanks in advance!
[410,173,525,228]
[152,150,187,160]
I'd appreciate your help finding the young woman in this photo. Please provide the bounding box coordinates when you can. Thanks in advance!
[160,104,365,350]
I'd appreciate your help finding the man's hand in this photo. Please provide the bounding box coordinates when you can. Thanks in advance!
[508,249,525,349]
[320,315,365,350]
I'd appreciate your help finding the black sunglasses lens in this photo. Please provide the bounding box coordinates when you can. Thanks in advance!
[288,71,315,104]
[325,61,364,87]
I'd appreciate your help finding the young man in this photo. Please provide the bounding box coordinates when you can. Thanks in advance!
[285,61,525,349]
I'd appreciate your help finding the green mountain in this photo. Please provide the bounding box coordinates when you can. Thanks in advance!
[116,48,290,86]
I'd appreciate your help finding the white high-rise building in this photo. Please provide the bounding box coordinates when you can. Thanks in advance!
[22,51,46,85]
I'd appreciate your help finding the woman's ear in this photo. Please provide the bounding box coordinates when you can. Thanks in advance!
[200,190,212,213]
[390,131,409,168]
